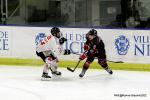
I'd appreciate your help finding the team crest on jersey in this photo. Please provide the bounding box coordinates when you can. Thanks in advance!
[115,35,130,55]
[35,33,46,46]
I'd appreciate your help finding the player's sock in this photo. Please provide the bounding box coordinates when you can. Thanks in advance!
[47,59,62,76]
[49,65,62,76]
[79,62,89,77]
[43,64,49,73]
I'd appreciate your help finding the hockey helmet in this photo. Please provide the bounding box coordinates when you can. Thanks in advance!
[51,27,60,37]
[88,29,97,36]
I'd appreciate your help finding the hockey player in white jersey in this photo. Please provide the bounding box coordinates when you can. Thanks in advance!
[35,27,70,79]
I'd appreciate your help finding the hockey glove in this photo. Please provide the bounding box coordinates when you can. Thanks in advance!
[79,53,87,60]
[59,37,67,45]
[64,49,71,55]
[84,44,89,51]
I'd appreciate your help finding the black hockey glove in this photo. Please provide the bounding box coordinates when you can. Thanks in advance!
[59,37,67,45]
[64,49,71,55]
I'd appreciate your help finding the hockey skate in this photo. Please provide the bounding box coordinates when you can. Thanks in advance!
[51,71,61,78]
[79,69,87,78]
[41,72,51,80]
[105,67,113,75]
[52,71,62,76]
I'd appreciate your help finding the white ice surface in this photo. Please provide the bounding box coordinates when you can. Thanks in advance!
[0,65,150,100]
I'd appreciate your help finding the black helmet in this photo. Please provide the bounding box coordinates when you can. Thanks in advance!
[51,27,60,36]
[88,29,97,36]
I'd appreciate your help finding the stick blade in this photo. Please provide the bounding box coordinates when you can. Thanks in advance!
[67,67,74,72]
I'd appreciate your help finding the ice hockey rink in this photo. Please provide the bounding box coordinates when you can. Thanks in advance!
[0,65,150,100]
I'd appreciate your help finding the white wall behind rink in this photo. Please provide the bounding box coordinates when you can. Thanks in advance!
[0,26,150,63]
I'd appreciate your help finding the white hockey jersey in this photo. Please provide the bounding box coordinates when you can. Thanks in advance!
[35,33,63,57]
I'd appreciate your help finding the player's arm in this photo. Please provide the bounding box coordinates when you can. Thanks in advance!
[56,37,71,55]
[79,42,89,60]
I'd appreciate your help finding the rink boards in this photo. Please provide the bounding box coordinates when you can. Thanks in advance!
[0,26,150,63]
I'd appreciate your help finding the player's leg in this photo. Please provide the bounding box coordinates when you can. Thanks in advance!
[98,57,113,75]
[45,57,61,76]
[36,51,52,79]
[79,57,94,77]
[97,49,113,74]
[98,41,113,74]
[50,60,61,76]
[42,64,51,79]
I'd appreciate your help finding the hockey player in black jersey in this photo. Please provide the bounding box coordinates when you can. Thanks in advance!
[79,29,113,77]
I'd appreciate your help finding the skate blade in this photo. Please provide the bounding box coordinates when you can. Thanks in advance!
[79,76,86,79]
[41,77,51,81]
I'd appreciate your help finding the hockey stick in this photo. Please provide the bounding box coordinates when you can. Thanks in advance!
[67,60,81,72]
[107,60,124,63]
[72,53,124,63]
